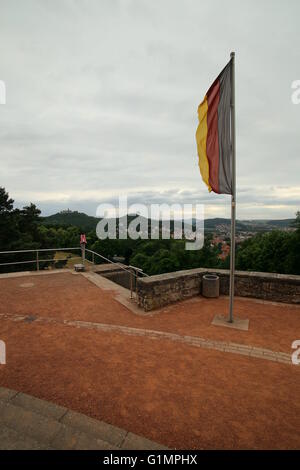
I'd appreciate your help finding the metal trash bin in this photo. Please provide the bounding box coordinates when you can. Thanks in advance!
[202,273,220,298]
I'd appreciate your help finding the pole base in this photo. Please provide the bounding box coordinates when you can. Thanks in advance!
[211,314,249,331]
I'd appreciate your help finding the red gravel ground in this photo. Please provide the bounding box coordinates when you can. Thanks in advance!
[1,272,299,352]
[0,272,300,449]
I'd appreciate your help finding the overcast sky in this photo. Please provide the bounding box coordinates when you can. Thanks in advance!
[0,0,299,219]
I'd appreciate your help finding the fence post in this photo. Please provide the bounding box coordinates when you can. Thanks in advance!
[36,251,39,271]
[130,268,133,299]
[92,252,95,264]
[135,269,138,300]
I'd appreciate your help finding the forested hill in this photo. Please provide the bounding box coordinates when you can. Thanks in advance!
[40,211,99,232]
[41,211,295,234]
[40,212,142,232]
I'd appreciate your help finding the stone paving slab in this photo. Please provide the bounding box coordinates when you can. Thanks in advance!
[212,314,250,331]
[0,401,62,445]
[72,432,119,451]
[11,392,68,420]
[61,410,127,447]
[0,424,51,450]
[50,424,118,450]
[122,432,168,450]
[0,387,19,402]
[0,269,72,280]
[82,271,149,316]
[0,387,168,450]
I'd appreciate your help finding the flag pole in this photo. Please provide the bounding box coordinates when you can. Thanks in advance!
[228,51,236,323]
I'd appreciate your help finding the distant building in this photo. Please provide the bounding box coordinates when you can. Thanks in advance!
[60,209,72,214]
[218,244,230,260]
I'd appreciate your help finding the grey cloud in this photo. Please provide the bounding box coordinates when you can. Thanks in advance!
[0,0,299,219]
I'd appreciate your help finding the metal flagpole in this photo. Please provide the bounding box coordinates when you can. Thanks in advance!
[228,51,236,323]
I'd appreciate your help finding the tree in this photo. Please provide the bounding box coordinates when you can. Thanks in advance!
[0,188,18,251]
[19,204,41,240]
[292,211,300,231]
[0,187,14,213]
[235,224,300,275]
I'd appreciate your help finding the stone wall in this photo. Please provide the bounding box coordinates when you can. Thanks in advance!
[99,270,133,290]
[137,268,300,311]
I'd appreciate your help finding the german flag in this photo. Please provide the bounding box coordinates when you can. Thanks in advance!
[196,60,233,195]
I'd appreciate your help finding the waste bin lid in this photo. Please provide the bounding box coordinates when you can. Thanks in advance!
[203,274,219,280]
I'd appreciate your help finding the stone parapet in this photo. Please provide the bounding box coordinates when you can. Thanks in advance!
[137,268,300,311]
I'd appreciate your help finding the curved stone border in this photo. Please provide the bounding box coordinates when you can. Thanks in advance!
[63,319,293,365]
[0,312,295,366]
[0,387,167,450]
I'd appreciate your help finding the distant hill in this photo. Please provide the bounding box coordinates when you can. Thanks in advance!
[40,212,146,232]
[202,217,295,233]
[40,211,99,232]
[41,211,295,235]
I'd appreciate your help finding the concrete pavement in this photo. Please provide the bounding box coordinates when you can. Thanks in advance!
[0,387,168,450]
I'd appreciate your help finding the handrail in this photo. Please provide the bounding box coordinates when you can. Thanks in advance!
[0,247,80,254]
[85,248,149,301]
[0,247,148,277]
[0,247,82,270]
[0,257,81,267]
[128,265,144,273]
[85,248,149,278]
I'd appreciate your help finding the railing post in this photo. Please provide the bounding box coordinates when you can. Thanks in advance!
[36,251,39,271]
[81,244,85,266]
[92,252,95,264]
[130,268,133,299]
[135,269,138,300]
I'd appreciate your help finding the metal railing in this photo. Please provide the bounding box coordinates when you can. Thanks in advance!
[128,265,144,300]
[0,247,82,271]
[0,246,149,301]
[85,248,149,300]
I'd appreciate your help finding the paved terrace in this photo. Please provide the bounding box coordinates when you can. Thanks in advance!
[0,269,299,449]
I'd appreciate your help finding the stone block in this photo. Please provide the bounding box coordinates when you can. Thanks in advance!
[11,392,67,420]
[0,402,62,444]
[0,387,18,403]
[121,432,167,450]
[51,424,117,450]
[61,410,127,446]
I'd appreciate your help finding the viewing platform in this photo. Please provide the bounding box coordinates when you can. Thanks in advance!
[0,268,299,449]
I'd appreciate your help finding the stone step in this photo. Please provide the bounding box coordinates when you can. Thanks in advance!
[0,424,51,450]
[0,400,63,449]
[0,387,168,450]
